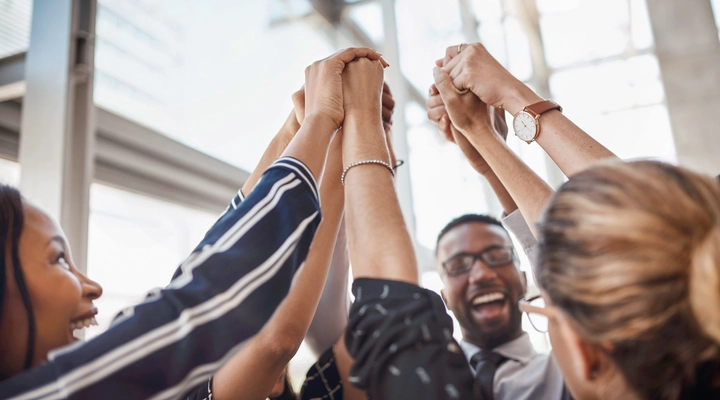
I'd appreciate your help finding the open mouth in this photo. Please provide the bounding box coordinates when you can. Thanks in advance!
[68,308,99,339]
[469,292,508,322]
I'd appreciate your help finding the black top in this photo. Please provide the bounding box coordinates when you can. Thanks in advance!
[344,278,479,399]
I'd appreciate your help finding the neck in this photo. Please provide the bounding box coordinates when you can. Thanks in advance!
[462,329,524,351]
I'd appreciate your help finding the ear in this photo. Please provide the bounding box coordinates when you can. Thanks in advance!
[560,319,603,382]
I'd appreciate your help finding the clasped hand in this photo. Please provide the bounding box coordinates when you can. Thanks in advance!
[302,47,388,133]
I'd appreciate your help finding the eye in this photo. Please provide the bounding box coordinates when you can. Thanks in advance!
[55,253,70,270]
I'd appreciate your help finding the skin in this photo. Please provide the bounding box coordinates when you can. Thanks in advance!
[0,202,103,380]
[437,222,526,350]
[540,293,634,400]
[440,42,617,178]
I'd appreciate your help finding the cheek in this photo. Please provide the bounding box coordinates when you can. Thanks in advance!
[547,323,581,389]
[444,281,466,309]
[30,269,83,338]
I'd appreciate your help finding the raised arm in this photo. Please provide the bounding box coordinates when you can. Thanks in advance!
[442,42,617,177]
[336,58,476,400]
[212,131,345,400]
[427,83,518,216]
[281,48,387,181]
[433,66,553,237]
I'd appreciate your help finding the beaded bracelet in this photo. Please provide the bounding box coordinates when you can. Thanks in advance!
[341,159,395,186]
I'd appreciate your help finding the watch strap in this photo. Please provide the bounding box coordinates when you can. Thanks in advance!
[524,100,562,118]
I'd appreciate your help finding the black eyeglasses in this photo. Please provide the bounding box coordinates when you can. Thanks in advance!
[441,246,515,277]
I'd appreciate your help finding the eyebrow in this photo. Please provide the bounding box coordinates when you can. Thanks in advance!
[47,235,68,248]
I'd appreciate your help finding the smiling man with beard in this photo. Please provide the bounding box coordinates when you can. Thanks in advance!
[436,213,570,400]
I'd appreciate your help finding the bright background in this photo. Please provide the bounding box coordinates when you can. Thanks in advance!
[2,0,720,389]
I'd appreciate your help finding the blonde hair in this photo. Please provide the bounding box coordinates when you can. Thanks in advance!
[537,160,720,399]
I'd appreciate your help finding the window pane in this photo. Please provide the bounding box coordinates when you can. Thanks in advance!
[94,0,336,172]
[0,0,32,58]
[714,0,720,40]
[539,0,643,68]
[396,0,464,93]
[550,54,664,114]
[407,105,491,251]
[0,157,19,185]
[85,183,218,339]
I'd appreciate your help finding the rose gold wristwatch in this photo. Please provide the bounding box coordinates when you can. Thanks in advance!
[512,100,562,144]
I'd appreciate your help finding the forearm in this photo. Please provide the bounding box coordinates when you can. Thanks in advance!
[241,112,298,196]
[306,219,350,356]
[483,170,518,215]
[468,131,553,237]
[343,116,418,284]
[282,114,337,181]
[213,159,344,400]
[506,87,618,177]
[0,160,322,400]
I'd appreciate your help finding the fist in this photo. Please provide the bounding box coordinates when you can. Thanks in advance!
[342,58,385,122]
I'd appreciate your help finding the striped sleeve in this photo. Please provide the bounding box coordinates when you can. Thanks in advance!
[0,157,321,400]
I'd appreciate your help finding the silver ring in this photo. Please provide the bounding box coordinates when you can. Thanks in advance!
[457,43,464,53]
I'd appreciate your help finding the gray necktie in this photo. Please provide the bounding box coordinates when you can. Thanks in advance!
[471,350,506,400]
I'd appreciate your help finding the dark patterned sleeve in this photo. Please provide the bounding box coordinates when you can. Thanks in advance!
[344,278,478,400]
[184,377,213,400]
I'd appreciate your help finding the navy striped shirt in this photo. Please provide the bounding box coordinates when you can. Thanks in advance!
[0,157,321,400]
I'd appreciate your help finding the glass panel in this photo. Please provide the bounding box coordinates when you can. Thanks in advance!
[539,0,639,68]
[85,183,218,339]
[0,157,20,185]
[550,54,664,114]
[713,0,720,40]
[0,0,33,58]
[406,104,490,251]
[348,1,384,44]
[549,54,674,161]
[94,0,336,172]
[395,0,464,93]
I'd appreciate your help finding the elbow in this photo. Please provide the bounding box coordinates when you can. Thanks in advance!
[267,332,303,363]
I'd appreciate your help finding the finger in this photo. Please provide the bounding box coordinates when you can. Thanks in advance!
[435,58,444,67]
[382,106,393,123]
[379,56,390,68]
[383,81,393,96]
[443,52,462,77]
[439,115,455,143]
[330,47,383,65]
[433,66,464,103]
[429,83,439,96]
[427,105,447,123]
[382,91,395,111]
[426,93,444,109]
[443,44,462,67]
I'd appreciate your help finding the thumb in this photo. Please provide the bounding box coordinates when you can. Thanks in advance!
[433,67,464,107]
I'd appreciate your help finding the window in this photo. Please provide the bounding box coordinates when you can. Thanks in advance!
[0,0,32,58]
[85,183,218,339]
[94,0,337,173]
[0,157,20,185]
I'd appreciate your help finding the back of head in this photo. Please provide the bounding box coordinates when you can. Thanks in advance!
[537,160,720,399]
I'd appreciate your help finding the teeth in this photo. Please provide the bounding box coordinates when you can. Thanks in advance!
[472,293,505,306]
[69,316,98,331]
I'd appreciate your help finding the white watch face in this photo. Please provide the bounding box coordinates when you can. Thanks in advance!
[513,111,538,142]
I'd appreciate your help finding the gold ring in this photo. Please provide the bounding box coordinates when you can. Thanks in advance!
[458,43,464,53]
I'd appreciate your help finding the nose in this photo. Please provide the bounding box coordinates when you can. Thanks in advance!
[467,257,499,285]
[78,271,103,300]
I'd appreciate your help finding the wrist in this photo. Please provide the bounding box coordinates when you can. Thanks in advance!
[503,83,543,116]
[344,109,382,127]
[303,113,339,136]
